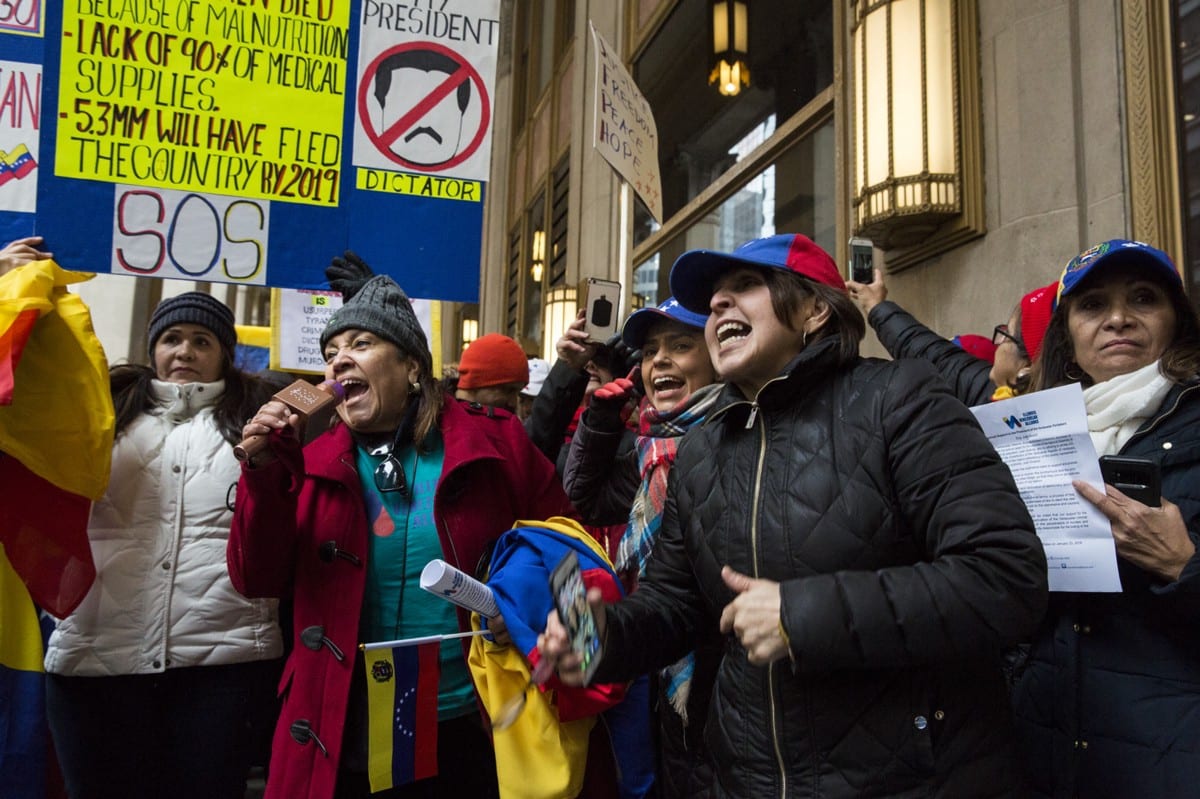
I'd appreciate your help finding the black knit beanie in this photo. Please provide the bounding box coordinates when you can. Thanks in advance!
[146,291,237,358]
[320,275,432,375]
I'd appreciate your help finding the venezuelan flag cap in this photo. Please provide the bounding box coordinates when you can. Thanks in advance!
[1056,239,1181,308]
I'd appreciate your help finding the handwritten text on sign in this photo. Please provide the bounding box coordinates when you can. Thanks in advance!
[56,0,350,206]
[589,23,661,222]
[0,60,40,214]
[111,183,270,283]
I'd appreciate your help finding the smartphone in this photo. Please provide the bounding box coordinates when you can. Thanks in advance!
[549,551,603,685]
[581,277,621,343]
[848,237,874,284]
[1099,455,1161,507]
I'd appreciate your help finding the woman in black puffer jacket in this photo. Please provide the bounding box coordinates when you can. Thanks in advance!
[540,234,1049,798]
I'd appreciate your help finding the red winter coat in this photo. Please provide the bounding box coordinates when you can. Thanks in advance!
[227,396,575,799]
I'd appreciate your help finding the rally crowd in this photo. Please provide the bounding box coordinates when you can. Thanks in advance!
[3,231,1199,799]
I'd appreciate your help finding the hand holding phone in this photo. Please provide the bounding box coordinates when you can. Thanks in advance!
[549,551,604,685]
[1099,455,1161,507]
[848,237,874,284]
[582,277,621,343]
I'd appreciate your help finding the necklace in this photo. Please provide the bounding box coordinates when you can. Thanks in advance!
[388,447,421,639]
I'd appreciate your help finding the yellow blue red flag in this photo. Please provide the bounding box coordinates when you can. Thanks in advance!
[0,260,112,617]
[0,546,50,799]
[364,641,440,792]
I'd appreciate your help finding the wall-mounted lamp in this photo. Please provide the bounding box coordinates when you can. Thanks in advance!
[851,0,960,249]
[461,317,479,348]
[710,0,749,97]
[530,229,546,283]
[541,286,577,363]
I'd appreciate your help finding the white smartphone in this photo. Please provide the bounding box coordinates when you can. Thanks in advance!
[581,277,621,343]
[848,237,874,283]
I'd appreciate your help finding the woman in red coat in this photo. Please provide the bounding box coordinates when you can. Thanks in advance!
[228,263,574,799]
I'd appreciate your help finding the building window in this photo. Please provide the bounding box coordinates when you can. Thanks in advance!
[630,0,834,299]
[1177,0,1200,294]
[632,0,832,243]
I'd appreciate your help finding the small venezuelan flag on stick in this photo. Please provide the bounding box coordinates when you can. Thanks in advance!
[364,640,441,792]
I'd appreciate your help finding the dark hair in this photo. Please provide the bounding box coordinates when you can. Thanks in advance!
[761,267,864,366]
[111,355,276,447]
[1031,272,1200,390]
[413,373,443,449]
[375,50,471,112]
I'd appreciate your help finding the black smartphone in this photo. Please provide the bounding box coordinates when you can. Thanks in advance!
[548,551,603,685]
[848,237,874,284]
[1099,455,1161,507]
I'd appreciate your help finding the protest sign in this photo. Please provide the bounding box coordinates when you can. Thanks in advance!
[590,22,662,222]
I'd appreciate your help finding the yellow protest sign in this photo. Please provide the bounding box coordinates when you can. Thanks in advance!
[56,0,350,207]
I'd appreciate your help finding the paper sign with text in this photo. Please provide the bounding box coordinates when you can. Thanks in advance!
[272,287,441,376]
[589,22,661,222]
[12,2,489,302]
[971,383,1122,592]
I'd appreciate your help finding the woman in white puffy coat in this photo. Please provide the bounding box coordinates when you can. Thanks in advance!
[44,292,283,799]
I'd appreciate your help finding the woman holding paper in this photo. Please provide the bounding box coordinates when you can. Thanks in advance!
[539,234,1049,797]
[228,253,573,799]
[1013,239,1200,798]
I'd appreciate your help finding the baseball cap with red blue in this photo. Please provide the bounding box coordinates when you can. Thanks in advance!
[620,296,709,349]
[669,234,846,314]
[1056,239,1182,307]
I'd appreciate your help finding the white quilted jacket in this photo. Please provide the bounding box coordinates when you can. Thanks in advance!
[45,379,282,676]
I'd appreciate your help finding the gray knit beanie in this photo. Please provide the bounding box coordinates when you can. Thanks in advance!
[147,291,237,358]
[320,275,432,374]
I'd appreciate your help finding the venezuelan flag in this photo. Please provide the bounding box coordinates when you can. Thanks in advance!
[0,546,49,799]
[364,642,440,792]
[7,144,36,179]
[0,260,112,618]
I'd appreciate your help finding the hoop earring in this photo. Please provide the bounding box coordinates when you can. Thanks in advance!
[1064,362,1085,381]
[801,330,808,347]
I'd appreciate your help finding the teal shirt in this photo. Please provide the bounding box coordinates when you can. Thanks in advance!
[356,430,476,720]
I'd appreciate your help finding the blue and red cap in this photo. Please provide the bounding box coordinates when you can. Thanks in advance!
[620,296,709,349]
[1056,239,1182,307]
[669,233,846,313]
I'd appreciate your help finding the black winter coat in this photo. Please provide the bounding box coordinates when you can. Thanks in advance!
[593,339,1049,798]
[524,358,588,473]
[868,300,997,406]
[1012,379,1200,798]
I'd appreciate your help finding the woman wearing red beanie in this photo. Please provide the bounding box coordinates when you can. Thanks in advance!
[454,333,530,413]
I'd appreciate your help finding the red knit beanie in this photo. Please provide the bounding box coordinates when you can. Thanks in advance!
[1019,282,1057,362]
[458,333,530,389]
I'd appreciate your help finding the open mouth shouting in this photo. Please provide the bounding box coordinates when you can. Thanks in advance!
[716,320,751,348]
[650,374,687,404]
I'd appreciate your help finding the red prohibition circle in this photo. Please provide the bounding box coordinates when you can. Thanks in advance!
[357,40,492,174]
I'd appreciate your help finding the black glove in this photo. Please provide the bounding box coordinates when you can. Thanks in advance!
[604,334,641,375]
[586,378,635,431]
[326,250,375,300]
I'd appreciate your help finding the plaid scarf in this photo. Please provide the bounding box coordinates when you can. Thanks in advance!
[617,383,723,725]
[617,383,723,577]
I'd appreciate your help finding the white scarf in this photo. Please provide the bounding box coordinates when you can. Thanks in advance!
[1082,361,1172,456]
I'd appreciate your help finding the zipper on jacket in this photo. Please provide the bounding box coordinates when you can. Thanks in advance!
[748,411,787,796]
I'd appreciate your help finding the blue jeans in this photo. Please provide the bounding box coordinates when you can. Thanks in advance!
[46,660,280,799]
